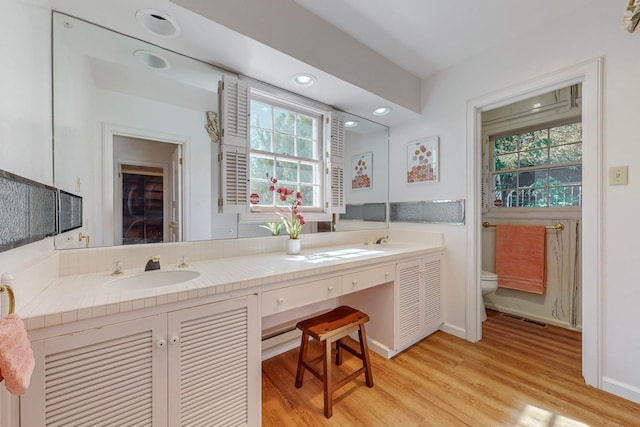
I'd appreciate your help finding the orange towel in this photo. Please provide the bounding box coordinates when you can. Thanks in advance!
[0,314,35,395]
[495,224,546,294]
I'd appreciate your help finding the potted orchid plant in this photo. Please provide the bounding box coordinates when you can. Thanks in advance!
[267,176,305,253]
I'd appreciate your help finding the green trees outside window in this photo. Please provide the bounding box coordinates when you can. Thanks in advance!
[491,122,582,208]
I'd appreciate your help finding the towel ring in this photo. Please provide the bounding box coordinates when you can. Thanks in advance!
[0,284,15,315]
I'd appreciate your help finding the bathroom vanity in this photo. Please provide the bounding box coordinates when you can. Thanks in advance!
[13,235,444,426]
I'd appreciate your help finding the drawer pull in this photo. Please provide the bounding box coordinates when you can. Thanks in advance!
[385,272,391,277]
[328,286,335,292]
[278,298,285,305]
[352,279,358,286]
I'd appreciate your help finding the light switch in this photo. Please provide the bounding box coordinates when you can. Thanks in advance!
[609,166,629,185]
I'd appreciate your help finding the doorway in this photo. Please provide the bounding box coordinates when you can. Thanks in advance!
[112,135,183,245]
[465,58,602,387]
[480,84,582,330]
[121,165,165,244]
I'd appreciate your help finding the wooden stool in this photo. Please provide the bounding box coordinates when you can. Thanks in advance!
[294,305,374,418]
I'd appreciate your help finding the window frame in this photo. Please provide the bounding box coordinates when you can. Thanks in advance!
[486,118,583,214]
[246,89,328,218]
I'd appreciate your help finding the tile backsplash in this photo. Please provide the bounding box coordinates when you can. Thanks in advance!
[57,229,444,276]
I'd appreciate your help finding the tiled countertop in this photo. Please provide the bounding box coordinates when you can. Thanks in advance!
[21,241,444,331]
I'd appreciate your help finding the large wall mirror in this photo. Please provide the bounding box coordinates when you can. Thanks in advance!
[53,12,389,249]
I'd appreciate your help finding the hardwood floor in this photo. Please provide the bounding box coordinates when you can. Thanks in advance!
[261,310,640,426]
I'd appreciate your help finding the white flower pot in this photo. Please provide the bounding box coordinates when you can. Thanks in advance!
[286,238,301,255]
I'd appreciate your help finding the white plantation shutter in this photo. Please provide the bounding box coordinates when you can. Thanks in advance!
[220,75,249,147]
[330,112,345,159]
[220,145,249,213]
[219,74,249,213]
[331,163,345,212]
[329,111,346,214]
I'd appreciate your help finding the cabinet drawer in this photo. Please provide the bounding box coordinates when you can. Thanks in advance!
[261,277,342,316]
[342,265,394,294]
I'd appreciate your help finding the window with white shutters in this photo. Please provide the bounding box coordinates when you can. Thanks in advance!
[219,74,346,217]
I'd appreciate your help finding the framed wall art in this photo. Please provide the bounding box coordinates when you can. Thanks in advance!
[407,136,439,183]
[351,151,372,189]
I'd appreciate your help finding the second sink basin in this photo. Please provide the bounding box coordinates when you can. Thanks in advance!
[105,270,200,291]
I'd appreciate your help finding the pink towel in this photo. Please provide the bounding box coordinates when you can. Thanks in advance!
[495,224,547,294]
[0,314,35,395]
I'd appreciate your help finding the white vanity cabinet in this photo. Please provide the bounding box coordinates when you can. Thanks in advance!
[395,253,444,352]
[21,295,259,427]
[261,276,343,316]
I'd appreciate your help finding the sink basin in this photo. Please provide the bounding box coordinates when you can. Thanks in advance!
[105,270,200,291]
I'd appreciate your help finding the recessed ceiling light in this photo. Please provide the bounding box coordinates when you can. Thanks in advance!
[136,9,181,38]
[533,103,542,108]
[134,50,170,70]
[291,73,317,87]
[344,120,359,128]
[373,106,391,116]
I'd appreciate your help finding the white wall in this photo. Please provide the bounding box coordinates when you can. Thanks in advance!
[0,1,53,424]
[0,0,54,280]
[0,0,52,186]
[389,1,640,402]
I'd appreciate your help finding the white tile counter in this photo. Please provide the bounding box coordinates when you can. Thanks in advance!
[20,241,443,331]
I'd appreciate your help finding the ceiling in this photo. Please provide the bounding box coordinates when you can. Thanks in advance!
[295,0,592,80]
[50,0,593,127]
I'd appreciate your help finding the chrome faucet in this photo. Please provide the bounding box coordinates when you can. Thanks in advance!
[145,256,161,271]
[375,235,389,245]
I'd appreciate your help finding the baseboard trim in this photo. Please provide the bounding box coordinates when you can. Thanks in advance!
[484,304,579,331]
[261,328,301,361]
[440,322,466,340]
[602,377,640,404]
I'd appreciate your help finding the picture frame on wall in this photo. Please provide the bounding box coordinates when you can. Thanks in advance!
[407,136,439,183]
[351,151,373,189]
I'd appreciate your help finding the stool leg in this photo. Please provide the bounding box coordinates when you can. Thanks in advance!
[323,338,333,418]
[295,331,309,388]
[358,324,374,388]
[335,338,343,366]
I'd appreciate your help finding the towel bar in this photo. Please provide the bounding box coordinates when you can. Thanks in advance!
[0,284,15,315]
[482,222,564,231]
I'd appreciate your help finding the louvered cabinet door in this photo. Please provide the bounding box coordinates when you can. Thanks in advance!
[22,314,168,427]
[421,255,443,334]
[395,259,422,351]
[395,254,444,352]
[167,295,259,427]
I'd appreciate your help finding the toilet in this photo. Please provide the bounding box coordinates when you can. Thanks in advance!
[480,270,498,321]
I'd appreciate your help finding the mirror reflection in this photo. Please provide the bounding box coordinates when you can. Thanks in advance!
[52,12,389,249]
[335,112,389,231]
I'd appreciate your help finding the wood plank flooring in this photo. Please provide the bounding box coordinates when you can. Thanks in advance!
[261,310,640,426]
